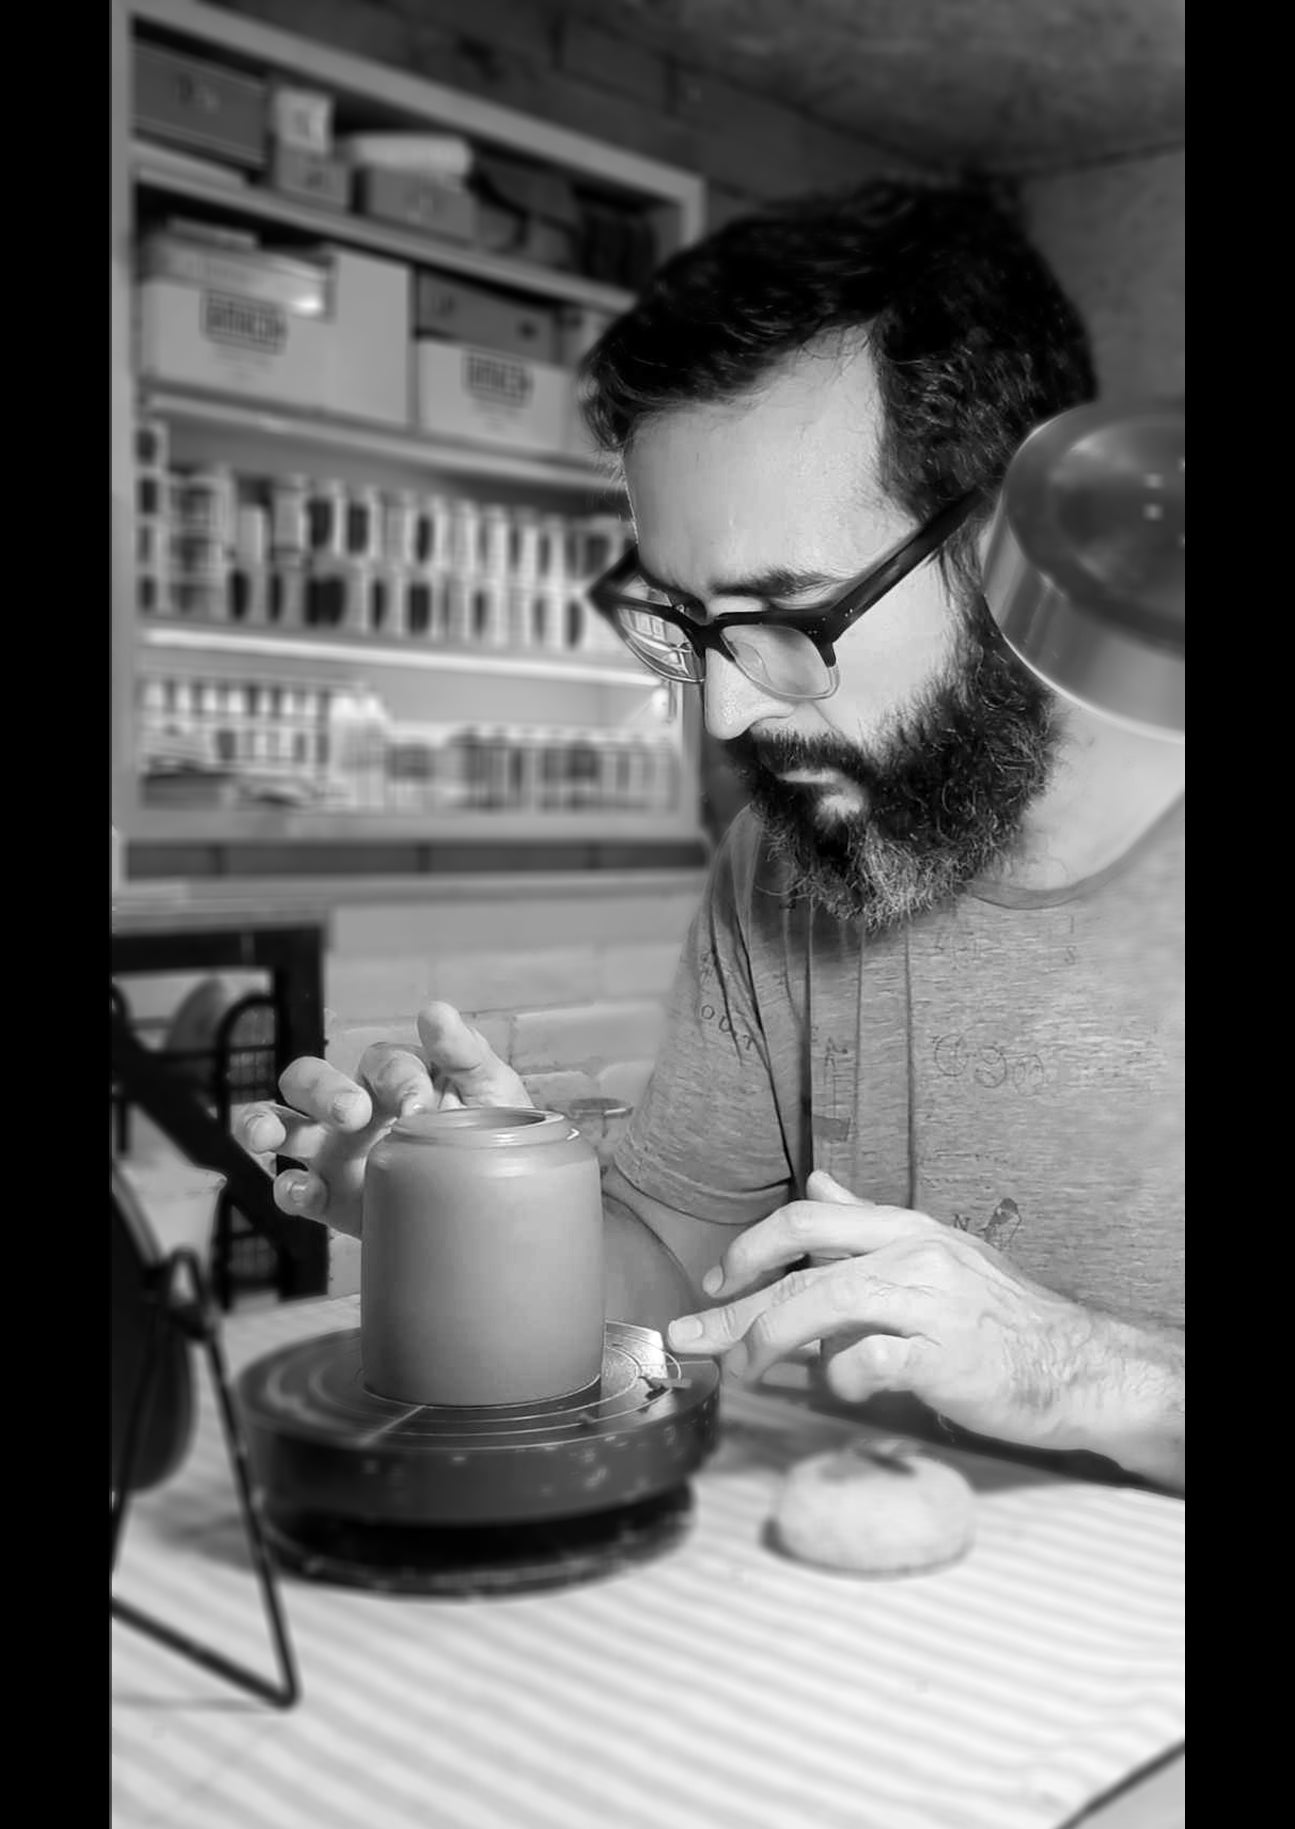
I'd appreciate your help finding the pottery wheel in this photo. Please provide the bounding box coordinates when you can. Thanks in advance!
[235,1322,721,1539]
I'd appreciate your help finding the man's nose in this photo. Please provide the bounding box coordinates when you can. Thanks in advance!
[703,649,791,742]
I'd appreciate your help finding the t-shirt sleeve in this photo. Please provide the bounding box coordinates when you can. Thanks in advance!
[612,813,796,1226]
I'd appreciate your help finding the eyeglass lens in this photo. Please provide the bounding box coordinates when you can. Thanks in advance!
[615,606,836,700]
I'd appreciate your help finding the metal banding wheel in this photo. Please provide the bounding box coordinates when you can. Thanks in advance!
[234,1323,722,1596]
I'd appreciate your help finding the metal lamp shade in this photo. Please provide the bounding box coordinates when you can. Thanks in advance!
[982,399,1184,738]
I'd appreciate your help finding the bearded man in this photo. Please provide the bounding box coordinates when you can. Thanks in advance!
[242,180,1185,1490]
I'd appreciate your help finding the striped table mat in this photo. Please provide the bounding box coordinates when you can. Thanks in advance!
[112,1297,1184,1829]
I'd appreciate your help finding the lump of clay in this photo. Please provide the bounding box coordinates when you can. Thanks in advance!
[771,1437,975,1576]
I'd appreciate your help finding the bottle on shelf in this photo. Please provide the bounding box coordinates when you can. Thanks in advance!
[231,501,270,624]
[172,463,235,621]
[326,682,390,808]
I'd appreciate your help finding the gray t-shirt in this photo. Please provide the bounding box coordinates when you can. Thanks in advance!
[615,799,1184,1330]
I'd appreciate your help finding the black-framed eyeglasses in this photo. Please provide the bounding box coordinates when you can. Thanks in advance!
[588,490,983,702]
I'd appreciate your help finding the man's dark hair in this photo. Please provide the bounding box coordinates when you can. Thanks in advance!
[581,176,1096,591]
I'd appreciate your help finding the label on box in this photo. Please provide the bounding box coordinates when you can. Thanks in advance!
[202,292,288,356]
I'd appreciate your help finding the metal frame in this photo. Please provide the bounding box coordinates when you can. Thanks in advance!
[110,1239,300,1709]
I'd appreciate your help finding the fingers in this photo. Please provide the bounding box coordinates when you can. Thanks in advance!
[416,1002,531,1106]
[356,1043,438,1118]
[805,1169,865,1204]
[272,1167,330,1223]
[703,1199,935,1299]
[823,1333,923,1405]
[239,1102,330,1161]
[277,1058,373,1130]
[667,1278,799,1357]
[674,1259,926,1384]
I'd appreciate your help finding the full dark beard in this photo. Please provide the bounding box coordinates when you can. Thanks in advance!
[723,598,1057,931]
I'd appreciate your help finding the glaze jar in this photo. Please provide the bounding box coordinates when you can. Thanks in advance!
[361,1107,604,1407]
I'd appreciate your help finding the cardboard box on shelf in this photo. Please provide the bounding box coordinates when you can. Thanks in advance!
[414,272,558,363]
[269,143,350,211]
[415,339,575,454]
[355,169,478,245]
[270,86,334,155]
[133,43,268,170]
[140,232,331,314]
[137,246,411,426]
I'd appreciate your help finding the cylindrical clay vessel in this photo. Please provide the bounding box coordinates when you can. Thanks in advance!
[361,1107,605,1407]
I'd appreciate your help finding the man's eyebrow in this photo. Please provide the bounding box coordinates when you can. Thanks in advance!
[634,558,851,601]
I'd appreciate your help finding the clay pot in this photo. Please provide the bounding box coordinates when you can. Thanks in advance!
[361,1107,604,1407]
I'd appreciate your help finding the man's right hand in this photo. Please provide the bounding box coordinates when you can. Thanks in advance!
[237,1002,532,1239]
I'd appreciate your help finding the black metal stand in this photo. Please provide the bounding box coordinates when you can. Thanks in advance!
[110,1246,301,1709]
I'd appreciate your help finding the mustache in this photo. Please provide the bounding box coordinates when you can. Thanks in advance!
[725,727,881,788]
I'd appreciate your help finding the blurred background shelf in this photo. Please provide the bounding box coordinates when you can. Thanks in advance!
[133,146,641,317]
[139,622,653,686]
[113,0,710,893]
[142,387,621,494]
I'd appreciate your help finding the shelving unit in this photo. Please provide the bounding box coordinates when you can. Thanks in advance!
[111,0,710,888]
[142,385,617,491]
[132,143,643,316]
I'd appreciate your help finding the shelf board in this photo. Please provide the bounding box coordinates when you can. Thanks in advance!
[125,806,699,845]
[132,148,640,316]
[138,622,654,686]
[142,385,622,494]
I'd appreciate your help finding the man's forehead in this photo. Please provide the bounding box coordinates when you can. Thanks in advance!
[625,338,889,512]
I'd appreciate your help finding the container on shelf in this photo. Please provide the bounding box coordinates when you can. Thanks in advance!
[269,559,306,629]
[270,474,310,559]
[133,44,269,170]
[306,479,347,559]
[137,245,411,426]
[415,338,574,454]
[269,85,335,155]
[381,490,421,568]
[369,565,409,639]
[354,168,478,245]
[414,272,559,363]
[344,485,384,563]
[268,142,350,210]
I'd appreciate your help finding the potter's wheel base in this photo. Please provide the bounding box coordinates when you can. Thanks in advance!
[235,1321,722,1566]
[262,1486,694,1598]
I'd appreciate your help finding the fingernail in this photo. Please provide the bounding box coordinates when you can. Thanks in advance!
[670,1315,703,1343]
[286,1179,307,1205]
[246,1121,270,1151]
[726,1343,750,1380]
[332,1095,364,1124]
[400,1096,429,1117]
[701,1266,723,1297]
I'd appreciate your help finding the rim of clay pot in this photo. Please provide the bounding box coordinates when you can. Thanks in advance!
[389,1107,578,1147]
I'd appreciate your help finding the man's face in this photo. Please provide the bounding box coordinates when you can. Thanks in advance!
[622,335,1055,928]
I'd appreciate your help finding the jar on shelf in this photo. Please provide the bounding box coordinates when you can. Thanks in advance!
[382,489,421,568]
[344,485,384,564]
[306,478,347,559]
[270,474,310,560]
